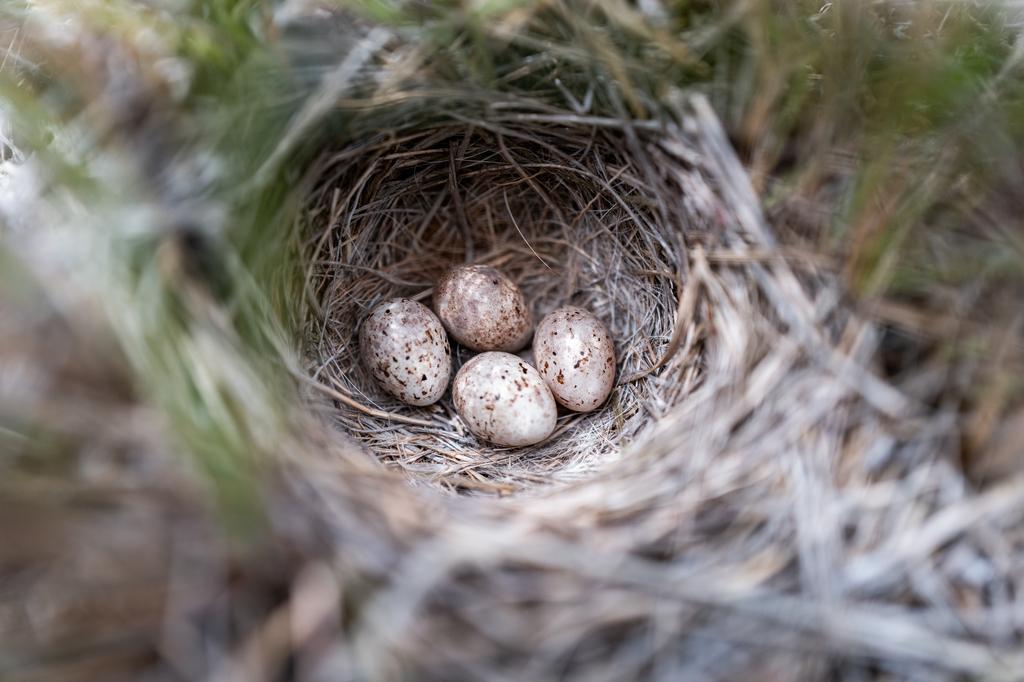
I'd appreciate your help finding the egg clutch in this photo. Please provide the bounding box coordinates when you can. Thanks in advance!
[358,264,616,447]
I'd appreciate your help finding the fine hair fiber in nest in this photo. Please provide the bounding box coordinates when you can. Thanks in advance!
[284,96,1024,680]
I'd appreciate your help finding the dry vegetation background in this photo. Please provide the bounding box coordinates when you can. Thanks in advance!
[2,1,1024,681]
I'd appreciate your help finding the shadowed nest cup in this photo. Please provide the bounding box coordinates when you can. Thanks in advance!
[299,96,733,493]
[300,108,716,493]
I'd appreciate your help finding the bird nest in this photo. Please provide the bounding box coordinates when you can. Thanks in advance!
[284,97,1024,679]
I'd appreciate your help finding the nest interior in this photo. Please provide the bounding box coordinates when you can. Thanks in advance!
[301,114,712,493]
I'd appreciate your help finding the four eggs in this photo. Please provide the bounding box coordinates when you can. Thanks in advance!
[359,265,616,447]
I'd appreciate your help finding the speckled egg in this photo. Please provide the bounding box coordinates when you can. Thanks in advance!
[433,265,532,352]
[359,298,451,406]
[452,352,557,447]
[534,306,616,412]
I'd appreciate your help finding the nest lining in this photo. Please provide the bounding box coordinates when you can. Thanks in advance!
[300,116,712,494]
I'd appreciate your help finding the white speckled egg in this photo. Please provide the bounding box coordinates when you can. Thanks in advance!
[534,306,616,412]
[452,352,557,447]
[433,265,532,352]
[359,298,451,406]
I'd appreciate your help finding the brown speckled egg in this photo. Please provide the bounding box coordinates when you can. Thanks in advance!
[452,352,557,447]
[433,265,532,352]
[534,306,616,412]
[359,298,451,406]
